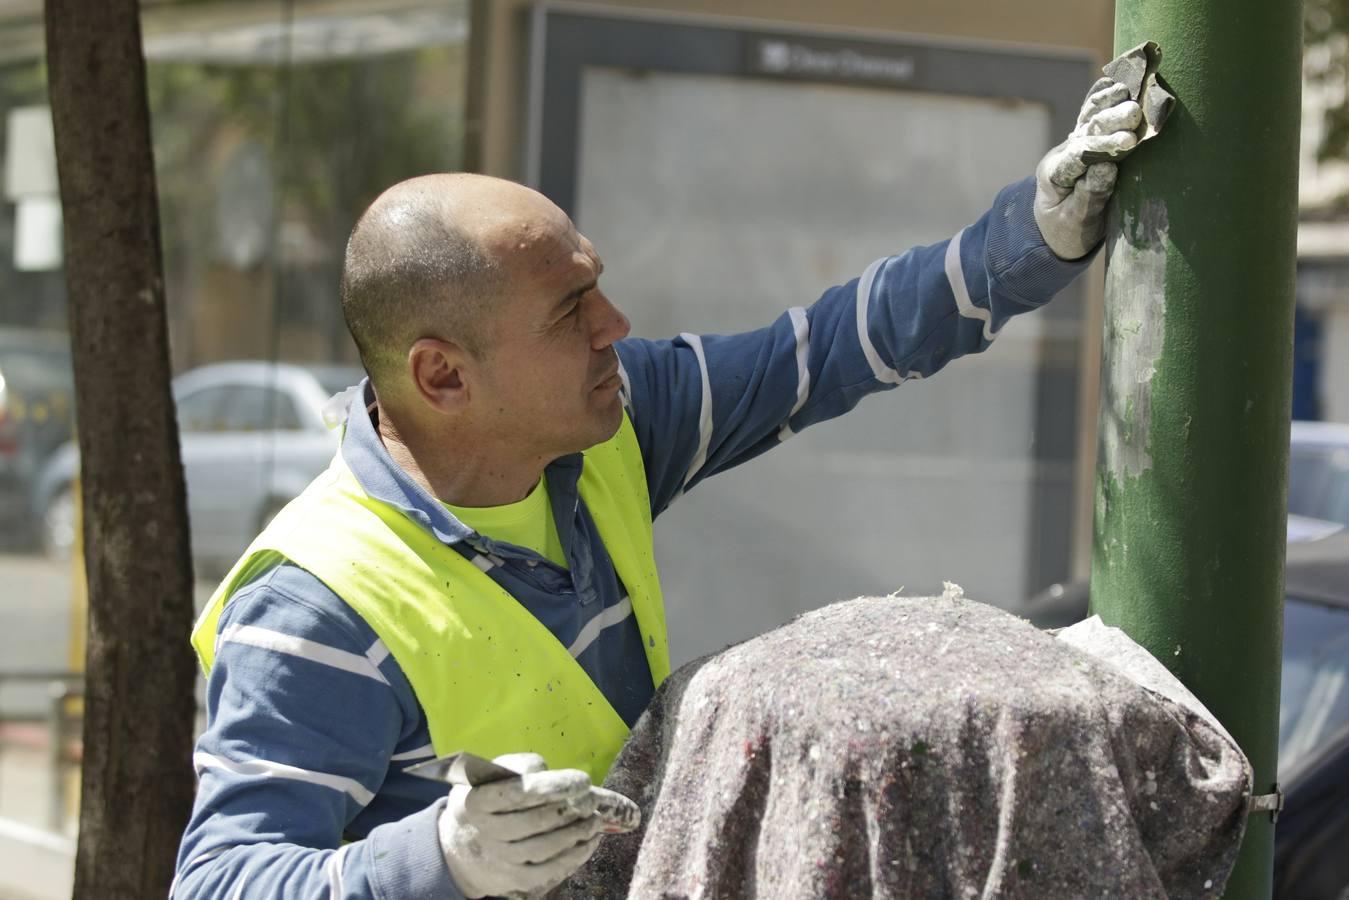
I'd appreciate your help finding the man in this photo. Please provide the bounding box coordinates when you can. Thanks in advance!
[174,77,1143,899]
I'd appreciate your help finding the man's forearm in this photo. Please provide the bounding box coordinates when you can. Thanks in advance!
[174,568,456,899]
[173,802,456,900]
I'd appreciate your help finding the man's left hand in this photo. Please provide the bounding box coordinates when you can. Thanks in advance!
[1033,78,1143,260]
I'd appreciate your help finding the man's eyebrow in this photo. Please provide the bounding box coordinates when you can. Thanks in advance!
[556,278,597,309]
[555,258,603,309]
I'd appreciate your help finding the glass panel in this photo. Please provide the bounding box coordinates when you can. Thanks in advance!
[575,67,1057,663]
[0,3,469,865]
[176,384,235,433]
[143,2,469,371]
[0,49,74,872]
[219,384,302,432]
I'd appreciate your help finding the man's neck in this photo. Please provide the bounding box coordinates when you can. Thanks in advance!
[375,404,546,508]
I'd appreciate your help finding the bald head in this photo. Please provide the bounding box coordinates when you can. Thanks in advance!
[340,173,563,391]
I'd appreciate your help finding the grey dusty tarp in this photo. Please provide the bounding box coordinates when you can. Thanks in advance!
[556,592,1253,899]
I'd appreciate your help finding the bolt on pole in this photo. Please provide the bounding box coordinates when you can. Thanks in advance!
[1091,1,1302,897]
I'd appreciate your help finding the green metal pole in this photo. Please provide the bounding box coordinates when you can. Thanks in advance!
[1091,3,1302,898]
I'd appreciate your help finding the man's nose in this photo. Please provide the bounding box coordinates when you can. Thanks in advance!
[589,290,631,348]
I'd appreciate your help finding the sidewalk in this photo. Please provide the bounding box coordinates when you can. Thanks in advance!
[0,723,74,900]
[0,553,213,899]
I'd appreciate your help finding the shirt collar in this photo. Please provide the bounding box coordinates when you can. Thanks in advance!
[337,379,584,548]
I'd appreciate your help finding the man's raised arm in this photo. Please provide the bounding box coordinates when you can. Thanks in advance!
[616,76,1143,517]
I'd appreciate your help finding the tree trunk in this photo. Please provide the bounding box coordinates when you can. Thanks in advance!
[45,1,198,897]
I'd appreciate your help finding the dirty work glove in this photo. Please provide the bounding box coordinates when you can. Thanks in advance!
[1033,78,1143,260]
[438,752,616,899]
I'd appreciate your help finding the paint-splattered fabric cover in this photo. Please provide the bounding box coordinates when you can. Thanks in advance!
[557,595,1252,899]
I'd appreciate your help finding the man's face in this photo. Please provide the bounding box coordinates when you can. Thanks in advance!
[471,212,631,462]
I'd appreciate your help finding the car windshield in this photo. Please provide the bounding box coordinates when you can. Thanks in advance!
[1288,446,1349,529]
[1279,596,1349,778]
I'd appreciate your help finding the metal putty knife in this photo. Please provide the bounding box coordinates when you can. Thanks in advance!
[407,750,641,834]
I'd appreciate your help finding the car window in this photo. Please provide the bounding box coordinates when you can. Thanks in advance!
[1326,459,1349,529]
[176,385,235,433]
[219,385,304,432]
[1279,598,1349,778]
[1288,447,1349,528]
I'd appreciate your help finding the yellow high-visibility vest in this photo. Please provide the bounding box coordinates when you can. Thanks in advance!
[191,413,670,783]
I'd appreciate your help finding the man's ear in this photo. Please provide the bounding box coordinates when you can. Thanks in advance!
[407,337,470,414]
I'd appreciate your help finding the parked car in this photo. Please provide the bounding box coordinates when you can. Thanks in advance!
[0,328,74,547]
[1022,530,1349,899]
[1289,420,1349,533]
[36,360,363,574]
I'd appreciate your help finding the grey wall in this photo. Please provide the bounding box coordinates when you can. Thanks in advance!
[575,68,1069,664]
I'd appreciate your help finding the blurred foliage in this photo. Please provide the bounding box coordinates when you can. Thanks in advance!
[143,42,464,363]
[147,46,462,269]
[0,37,462,331]
[1307,0,1349,163]
[0,3,466,345]
[0,61,45,109]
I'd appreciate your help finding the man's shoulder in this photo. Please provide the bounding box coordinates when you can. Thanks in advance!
[220,558,381,651]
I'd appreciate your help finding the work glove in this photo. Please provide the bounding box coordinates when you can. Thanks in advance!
[437,752,631,899]
[1033,78,1144,260]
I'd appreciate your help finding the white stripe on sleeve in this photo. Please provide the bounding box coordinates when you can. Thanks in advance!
[326,844,352,899]
[567,596,634,658]
[365,639,389,669]
[616,356,633,412]
[170,846,230,898]
[679,332,714,489]
[945,227,999,343]
[218,624,389,685]
[855,256,905,385]
[778,306,812,441]
[194,752,376,807]
[391,743,436,763]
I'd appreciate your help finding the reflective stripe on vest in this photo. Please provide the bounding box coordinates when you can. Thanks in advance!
[191,413,670,784]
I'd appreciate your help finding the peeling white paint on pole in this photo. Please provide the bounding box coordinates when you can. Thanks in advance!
[1100,198,1169,481]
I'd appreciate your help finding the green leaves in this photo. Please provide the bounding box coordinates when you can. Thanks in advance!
[1305,0,1349,164]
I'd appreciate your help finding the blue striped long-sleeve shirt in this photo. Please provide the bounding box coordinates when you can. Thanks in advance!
[173,177,1094,899]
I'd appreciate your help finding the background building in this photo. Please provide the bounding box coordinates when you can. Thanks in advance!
[1299,54,1349,425]
[472,0,1113,659]
[0,1,1118,662]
